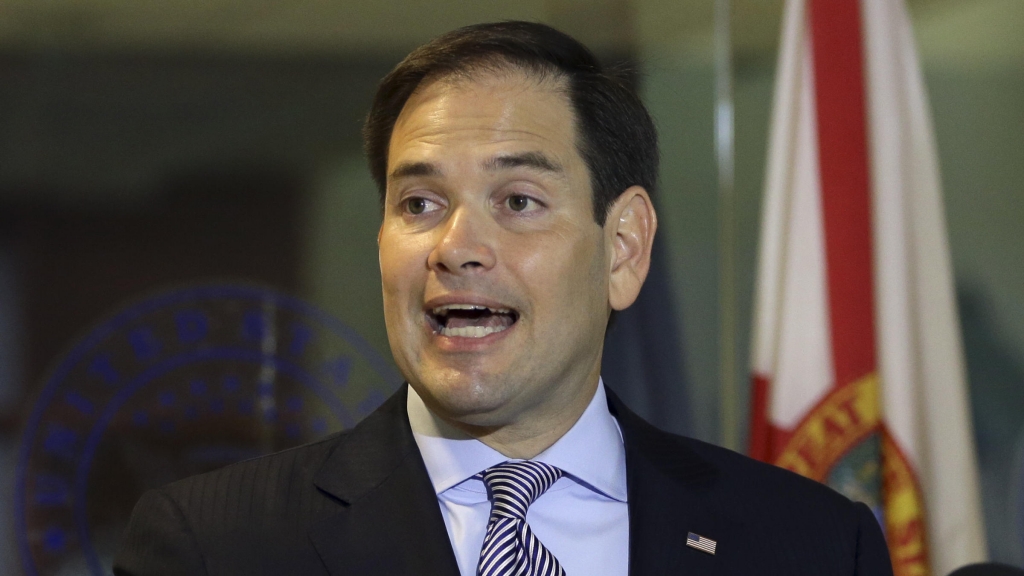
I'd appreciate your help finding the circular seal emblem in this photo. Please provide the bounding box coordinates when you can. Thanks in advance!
[774,375,930,576]
[15,284,401,576]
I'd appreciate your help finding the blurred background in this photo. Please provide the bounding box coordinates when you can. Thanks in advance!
[0,0,1021,573]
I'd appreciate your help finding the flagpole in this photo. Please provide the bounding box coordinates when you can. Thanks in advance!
[714,0,739,450]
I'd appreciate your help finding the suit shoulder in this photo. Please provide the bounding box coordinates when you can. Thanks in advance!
[159,430,350,519]
[118,431,361,574]
[679,435,891,571]
[612,392,856,515]
[670,432,860,516]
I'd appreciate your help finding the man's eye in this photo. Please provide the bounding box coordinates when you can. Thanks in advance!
[507,195,532,212]
[405,197,436,215]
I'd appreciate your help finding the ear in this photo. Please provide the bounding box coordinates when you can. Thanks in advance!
[605,185,657,311]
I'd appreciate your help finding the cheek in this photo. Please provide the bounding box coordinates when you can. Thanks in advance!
[515,230,606,312]
[378,232,430,302]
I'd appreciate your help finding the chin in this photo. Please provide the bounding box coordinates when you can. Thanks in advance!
[411,368,515,421]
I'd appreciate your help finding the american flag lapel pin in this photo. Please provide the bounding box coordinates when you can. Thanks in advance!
[686,532,717,555]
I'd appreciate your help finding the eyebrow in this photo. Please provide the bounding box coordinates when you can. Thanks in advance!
[387,151,564,183]
[389,161,442,181]
[484,152,564,174]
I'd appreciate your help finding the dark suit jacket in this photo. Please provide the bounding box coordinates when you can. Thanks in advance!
[114,385,893,575]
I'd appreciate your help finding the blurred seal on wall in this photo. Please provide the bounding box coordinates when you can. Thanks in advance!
[14,284,400,576]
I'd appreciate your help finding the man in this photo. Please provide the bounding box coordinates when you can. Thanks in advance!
[115,21,893,576]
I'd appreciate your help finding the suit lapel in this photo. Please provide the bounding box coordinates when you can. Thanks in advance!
[608,390,735,576]
[308,385,461,576]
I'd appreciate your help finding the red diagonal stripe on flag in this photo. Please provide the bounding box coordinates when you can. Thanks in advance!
[809,0,877,388]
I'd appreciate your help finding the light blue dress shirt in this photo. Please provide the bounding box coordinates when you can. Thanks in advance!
[407,379,629,576]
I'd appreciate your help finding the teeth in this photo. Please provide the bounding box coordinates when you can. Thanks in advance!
[439,324,510,338]
[431,304,511,315]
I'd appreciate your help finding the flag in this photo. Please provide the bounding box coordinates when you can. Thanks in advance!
[748,1,987,575]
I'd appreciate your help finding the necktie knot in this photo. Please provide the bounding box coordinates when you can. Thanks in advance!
[477,461,567,576]
[480,460,563,521]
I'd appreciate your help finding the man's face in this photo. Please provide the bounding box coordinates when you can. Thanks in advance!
[378,70,612,428]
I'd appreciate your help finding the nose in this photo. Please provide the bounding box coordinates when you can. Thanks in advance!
[427,206,497,274]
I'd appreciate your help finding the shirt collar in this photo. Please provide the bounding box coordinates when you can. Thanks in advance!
[407,379,627,502]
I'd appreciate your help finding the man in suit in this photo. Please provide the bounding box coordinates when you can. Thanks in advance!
[115,21,893,576]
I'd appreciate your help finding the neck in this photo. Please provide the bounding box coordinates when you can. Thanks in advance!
[416,372,601,460]
[459,377,599,459]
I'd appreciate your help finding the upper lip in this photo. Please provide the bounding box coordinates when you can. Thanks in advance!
[423,294,517,315]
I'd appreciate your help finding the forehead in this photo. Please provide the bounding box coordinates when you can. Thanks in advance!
[387,70,581,174]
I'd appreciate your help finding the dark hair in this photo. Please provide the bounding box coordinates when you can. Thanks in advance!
[363,21,659,224]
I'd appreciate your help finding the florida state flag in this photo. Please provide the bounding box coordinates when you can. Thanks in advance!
[749,1,987,574]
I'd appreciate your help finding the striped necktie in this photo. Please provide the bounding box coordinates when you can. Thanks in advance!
[477,460,566,576]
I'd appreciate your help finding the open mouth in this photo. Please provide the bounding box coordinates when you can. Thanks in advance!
[426,304,519,338]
